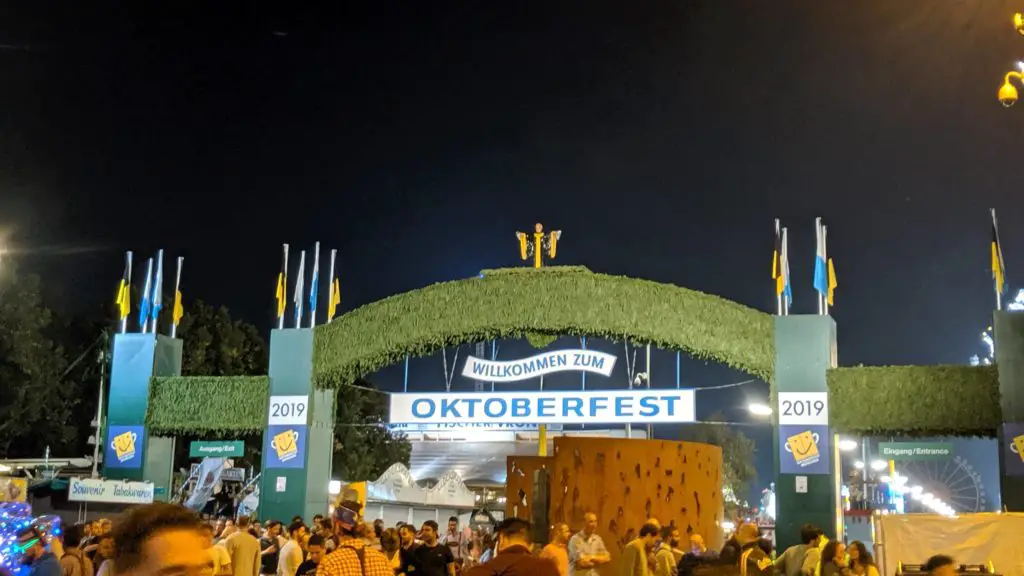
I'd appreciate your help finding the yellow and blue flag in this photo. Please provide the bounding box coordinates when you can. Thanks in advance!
[993,209,1007,295]
[275,245,289,321]
[115,251,133,321]
[172,256,184,327]
[328,277,341,321]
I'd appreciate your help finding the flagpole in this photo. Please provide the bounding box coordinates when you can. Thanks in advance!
[294,250,306,328]
[781,227,790,316]
[279,244,289,330]
[327,248,337,323]
[309,242,320,328]
[150,250,164,334]
[993,208,1004,311]
[171,257,183,338]
[815,218,824,315]
[120,251,133,334]
[822,225,830,316]
[140,258,154,334]
[775,219,783,316]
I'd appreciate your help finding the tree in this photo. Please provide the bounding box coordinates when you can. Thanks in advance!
[0,262,72,457]
[332,379,411,481]
[176,300,268,377]
[167,300,269,471]
[51,316,110,458]
[687,414,758,512]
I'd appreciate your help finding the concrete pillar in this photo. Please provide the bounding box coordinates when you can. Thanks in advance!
[104,333,181,500]
[258,329,335,522]
[773,315,838,551]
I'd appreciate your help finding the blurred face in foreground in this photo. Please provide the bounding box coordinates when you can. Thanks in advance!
[127,528,212,576]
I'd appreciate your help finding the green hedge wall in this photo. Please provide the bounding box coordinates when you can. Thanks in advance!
[313,266,774,388]
[827,365,1001,437]
[146,376,270,435]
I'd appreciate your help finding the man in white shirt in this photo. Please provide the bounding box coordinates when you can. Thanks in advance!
[277,521,306,576]
[202,524,233,576]
[568,513,611,576]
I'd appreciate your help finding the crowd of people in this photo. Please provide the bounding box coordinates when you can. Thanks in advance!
[8,504,962,576]
[708,522,957,576]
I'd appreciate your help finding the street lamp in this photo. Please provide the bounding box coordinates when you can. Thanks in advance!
[999,10,1024,106]
[747,402,773,416]
[999,70,1022,107]
[838,438,859,452]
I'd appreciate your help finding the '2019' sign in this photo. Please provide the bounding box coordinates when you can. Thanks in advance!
[268,395,308,425]
[777,392,828,426]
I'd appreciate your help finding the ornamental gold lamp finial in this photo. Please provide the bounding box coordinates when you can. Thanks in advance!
[516,223,562,268]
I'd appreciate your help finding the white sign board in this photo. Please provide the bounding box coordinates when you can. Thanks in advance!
[68,478,155,505]
[778,392,829,425]
[268,395,308,425]
[462,349,616,383]
[795,476,808,494]
[389,389,696,425]
[276,477,287,492]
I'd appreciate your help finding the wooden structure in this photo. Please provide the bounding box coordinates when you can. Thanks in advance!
[506,437,723,568]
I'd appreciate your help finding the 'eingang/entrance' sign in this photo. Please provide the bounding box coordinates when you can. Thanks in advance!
[461,349,616,383]
[389,389,695,425]
[878,442,954,460]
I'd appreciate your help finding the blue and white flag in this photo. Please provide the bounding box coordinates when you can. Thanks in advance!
[813,217,828,297]
[293,251,306,328]
[139,258,154,329]
[151,249,164,323]
[309,242,320,325]
[781,227,793,306]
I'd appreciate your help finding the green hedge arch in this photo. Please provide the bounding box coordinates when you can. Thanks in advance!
[312,266,774,389]
[827,365,1001,437]
[146,376,270,435]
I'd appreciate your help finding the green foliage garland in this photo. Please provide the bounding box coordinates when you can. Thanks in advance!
[146,376,270,435]
[827,365,1001,437]
[313,267,774,388]
[525,331,558,349]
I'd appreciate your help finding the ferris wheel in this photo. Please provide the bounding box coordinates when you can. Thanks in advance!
[898,456,987,513]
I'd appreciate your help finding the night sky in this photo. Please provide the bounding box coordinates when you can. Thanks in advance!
[1,2,1022,497]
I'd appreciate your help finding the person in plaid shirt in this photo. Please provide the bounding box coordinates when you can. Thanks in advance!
[317,500,393,576]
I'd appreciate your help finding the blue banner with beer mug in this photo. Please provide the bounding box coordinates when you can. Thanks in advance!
[778,425,831,475]
[105,425,145,469]
[265,425,307,469]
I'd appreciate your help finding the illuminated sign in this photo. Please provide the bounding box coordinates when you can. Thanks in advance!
[389,390,695,425]
[386,423,562,433]
[461,349,616,383]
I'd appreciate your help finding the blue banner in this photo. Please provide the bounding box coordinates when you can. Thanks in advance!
[105,425,145,469]
[1003,422,1024,476]
[778,425,831,475]
[265,425,306,469]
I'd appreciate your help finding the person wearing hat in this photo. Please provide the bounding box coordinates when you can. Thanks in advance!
[16,526,62,576]
[317,498,393,576]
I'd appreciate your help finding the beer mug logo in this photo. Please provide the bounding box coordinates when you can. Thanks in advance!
[111,430,138,463]
[785,430,821,468]
[271,429,300,462]
[1010,434,1024,463]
